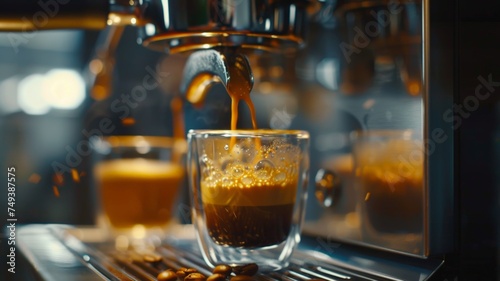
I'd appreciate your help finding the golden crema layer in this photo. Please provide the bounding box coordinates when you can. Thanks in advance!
[201,180,298,206]
[94,159,184,228]
[94,158,184,180]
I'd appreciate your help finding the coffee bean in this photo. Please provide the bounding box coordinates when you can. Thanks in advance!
[207,273,226,281]
[213,264,232,276]
[230,276,255,281]
[185,268,198,274]
[157,270,178,281]
[233,263,258,276]
[143,254,162,265]
[184,272,206,281]
[176,269,187,280]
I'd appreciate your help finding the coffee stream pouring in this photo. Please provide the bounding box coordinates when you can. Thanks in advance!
[180,49,257,130]
[180,50,252,106]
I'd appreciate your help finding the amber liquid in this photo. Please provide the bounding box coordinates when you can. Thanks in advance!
[356,139,424,234]
[202,178,298,248]
[95,159,184,229]
[225,55,258,131]
[363,176,423,233]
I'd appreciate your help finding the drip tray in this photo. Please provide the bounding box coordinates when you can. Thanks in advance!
[16,225,443,281]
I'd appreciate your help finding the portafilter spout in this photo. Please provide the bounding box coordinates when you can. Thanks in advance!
[180,49,253,108]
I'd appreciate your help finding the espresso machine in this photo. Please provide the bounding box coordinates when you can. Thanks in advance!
[0,0,498,280]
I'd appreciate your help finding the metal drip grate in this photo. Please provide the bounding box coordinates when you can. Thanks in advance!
[51,230,386,281]
[18,225,441,281]
[86,245,385,281]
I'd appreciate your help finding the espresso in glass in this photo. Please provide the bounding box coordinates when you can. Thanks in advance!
[360,168,423,233]
[91,136,186,243]
[189,130,309,270]
[202,173,297,248]
[353,131,424,234]
[95,158,184,229]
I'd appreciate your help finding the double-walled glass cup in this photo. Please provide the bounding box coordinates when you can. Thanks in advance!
[92,136,186,247]
[352,130,424,254]
[188,130,310,271]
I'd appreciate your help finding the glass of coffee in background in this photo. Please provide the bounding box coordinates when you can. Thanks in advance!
[92,136,186,248]
[188,130,309,271]
[352,130,424,255]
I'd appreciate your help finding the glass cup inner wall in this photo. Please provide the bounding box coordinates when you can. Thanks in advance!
[188,130,310,271]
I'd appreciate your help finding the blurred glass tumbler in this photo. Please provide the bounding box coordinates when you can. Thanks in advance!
[188,130,310,271]
[92,136,186,242]
[352,130,424,254]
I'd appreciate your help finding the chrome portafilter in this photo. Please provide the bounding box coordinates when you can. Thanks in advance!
[0,0,312,103]
[138,0,311,54]
[0,0,311,54]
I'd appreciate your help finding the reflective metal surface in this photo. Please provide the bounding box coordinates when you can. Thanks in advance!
[315,169,342,208]
[0,0,311,54]
[137,0,310,53]
[292,0,450,259]
[180,49,253,107]
[0,0,110,31]
[297,0,429,257]
[16,224,444,281]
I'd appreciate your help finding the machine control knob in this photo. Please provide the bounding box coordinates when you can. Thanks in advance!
[314,169,342,208]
